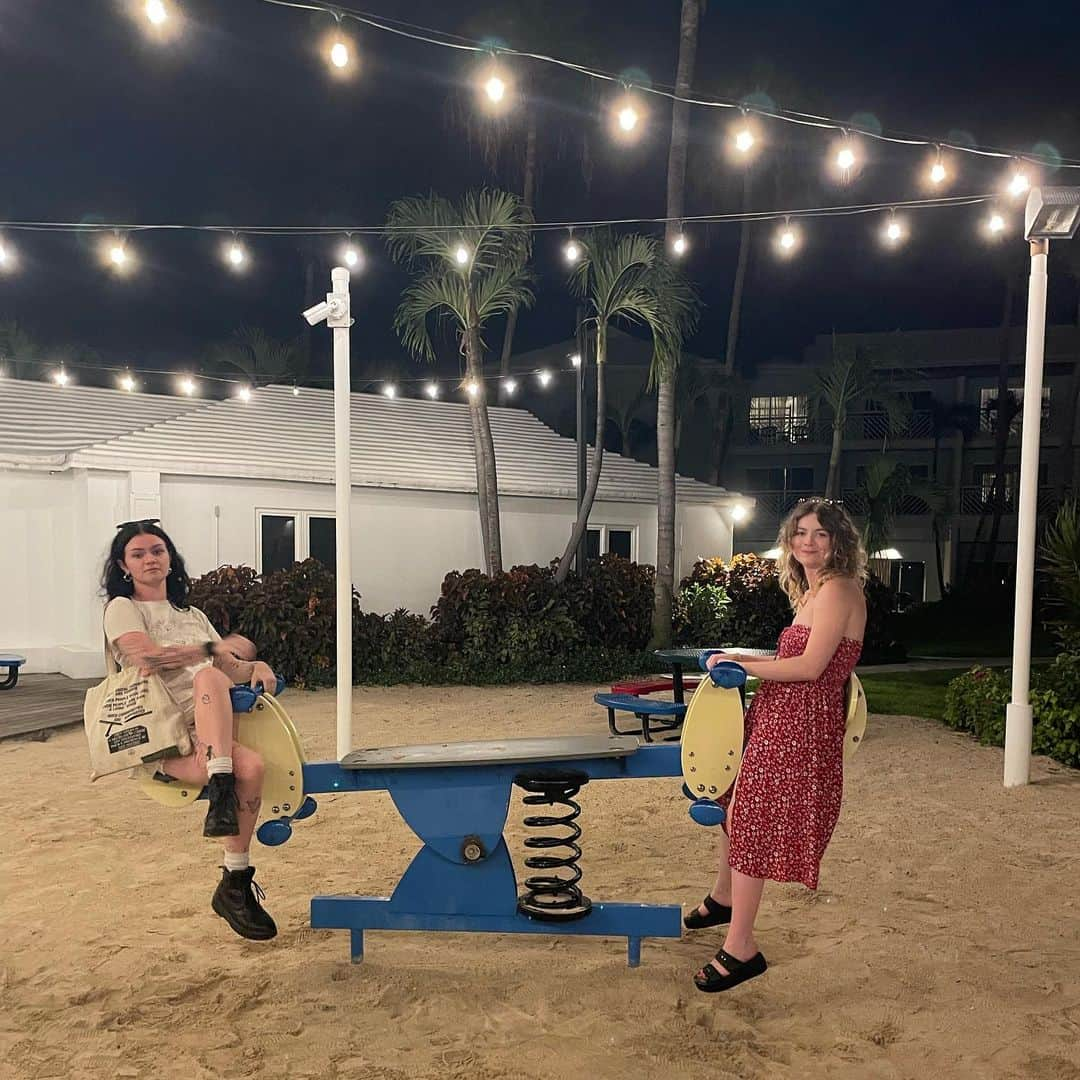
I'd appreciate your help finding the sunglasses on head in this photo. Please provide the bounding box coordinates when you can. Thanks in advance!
[116,518,161,530]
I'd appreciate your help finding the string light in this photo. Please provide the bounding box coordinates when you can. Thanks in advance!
[570,353,581,368]
[53,369,70,386]
[504,378,517,396]
[119,373,137,392]
[612,91,643,140]
[775,220,800,257]
[292,384,300,396]
[237,386,252,402]
[882,213,907,247]
[341,239,363,269]
[330,40,349,68]
[479,58,510,112]
[383,384,397,398]
[563,235,581,264]
[465,380,480,397]
[1006,165,1030,198]
[728,113,761,164]
[832,137,859,183]
[145,0,167,26]
[671,231,689,257]
[225,237,247,270]
[105,235,133,272]
[178,376,196,395]
[0,240,14,272]
[927,149,949,188]
[537,370,552,387]
[425,382,439,399]
[986,211,1007,236]
[454,244,470,266]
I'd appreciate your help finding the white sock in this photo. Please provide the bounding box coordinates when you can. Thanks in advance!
[223,850,250,873]
[207,756,233,776]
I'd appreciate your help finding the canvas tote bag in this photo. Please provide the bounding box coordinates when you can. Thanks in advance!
[84,618,193,781]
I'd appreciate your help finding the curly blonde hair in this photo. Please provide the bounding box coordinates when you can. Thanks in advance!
[776,498,868,609]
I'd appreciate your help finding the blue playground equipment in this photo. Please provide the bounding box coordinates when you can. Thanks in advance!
[0,653,27,690]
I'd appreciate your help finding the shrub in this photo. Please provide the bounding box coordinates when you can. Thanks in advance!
[943,665,1009,744]
[677,554,789,648]
[187,564,259,635]
[673,582,731,645]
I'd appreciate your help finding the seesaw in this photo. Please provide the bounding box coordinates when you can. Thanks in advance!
[139,679,318,846]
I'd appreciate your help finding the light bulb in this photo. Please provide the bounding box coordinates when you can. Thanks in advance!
[237,386,252,402]
[425,382,439,399]
[988,213,1006,235]
[776,225,800,255]
[110,245,127,267]
[179,377,196,396]
[383,384,397,399]
[884,220,904,243]
[504,378,517,396]
[53,369,69,386]
[120,374,136,392]
[836,146,856,171]
[330,41,349,69]
[618,105,638,132]
[1007,170,1030,198]
[227,242,246,268]
[292,385,300,397]
[538,370,552,387]
[145,0,166,26]
[454,245,470,266]
[672,233,688,257]
[570,353,581,368]
[485,75,505,103]
[0,243,10,268]
[466,381,480,397]
[930,161,947,185]
[564,240,581,263]
[734,128,755,153]
[343,245,362,269]
[730,504,748,522]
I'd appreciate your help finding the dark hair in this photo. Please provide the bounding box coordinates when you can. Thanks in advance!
[102,521,192,609]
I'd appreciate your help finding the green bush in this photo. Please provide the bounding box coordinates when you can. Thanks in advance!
[944,656,1080,768]
[187,564,260,635]
[676,554,789,648]
[673,582,731,645]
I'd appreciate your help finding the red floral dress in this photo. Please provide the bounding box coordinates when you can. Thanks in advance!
[723,624,862,890]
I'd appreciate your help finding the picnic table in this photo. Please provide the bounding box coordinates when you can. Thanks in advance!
[0,654,27,690]
[652,648,712,704]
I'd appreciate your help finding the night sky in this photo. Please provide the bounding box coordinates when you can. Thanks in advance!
[1,0,1078,390]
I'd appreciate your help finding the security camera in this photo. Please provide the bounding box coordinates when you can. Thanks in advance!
[303,300,331,326]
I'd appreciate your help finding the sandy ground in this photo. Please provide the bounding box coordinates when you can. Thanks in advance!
[1,684,1079,1080]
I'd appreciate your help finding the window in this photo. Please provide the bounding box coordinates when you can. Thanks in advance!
[748,395,810,444]
[585,524,637,561]
[256,510,336,573]
[978,386,1050,434]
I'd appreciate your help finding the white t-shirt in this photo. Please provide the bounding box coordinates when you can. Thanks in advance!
[103,597,222,718]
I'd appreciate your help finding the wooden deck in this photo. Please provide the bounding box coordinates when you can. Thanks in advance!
[0,673,96,740]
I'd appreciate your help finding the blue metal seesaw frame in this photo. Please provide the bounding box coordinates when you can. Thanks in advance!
[298,737,685,967]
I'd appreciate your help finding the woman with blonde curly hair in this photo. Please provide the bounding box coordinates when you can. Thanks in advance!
[685,499,868,992]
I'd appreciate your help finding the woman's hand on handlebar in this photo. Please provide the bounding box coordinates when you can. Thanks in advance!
[250,661,278,694]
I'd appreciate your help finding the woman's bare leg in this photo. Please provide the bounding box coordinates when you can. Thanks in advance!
[224,744,264,855]
[191,666,234,763]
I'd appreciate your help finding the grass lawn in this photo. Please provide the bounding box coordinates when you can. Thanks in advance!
[857,668,968,721]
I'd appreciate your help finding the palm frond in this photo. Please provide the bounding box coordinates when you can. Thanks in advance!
[393,271,469,364]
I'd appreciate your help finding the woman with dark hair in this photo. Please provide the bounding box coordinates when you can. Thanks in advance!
[102,519,280,941]
[685,499,868,992]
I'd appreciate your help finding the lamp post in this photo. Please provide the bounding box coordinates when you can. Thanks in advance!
[1004,187,1080,788]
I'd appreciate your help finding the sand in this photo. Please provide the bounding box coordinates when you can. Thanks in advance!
[1,684,1079,1080]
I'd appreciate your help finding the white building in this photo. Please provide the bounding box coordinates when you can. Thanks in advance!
[1,381,742,676]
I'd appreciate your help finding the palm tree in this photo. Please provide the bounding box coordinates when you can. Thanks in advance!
[0,320,41,379]
[210,326,309,388]
[813,335,909,499]
[654,0,704,648]
[387,190,534,576]
[1041,499,1080,648]
[856,457,911,584]
[554,232,698,585]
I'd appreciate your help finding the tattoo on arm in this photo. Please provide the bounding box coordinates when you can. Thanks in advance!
[201,693,211,704]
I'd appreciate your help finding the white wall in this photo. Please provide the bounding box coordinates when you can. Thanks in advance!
[1,466,733,673]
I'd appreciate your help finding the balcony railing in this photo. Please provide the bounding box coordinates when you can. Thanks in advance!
[958,486,1061,516]
[747,410,935,446]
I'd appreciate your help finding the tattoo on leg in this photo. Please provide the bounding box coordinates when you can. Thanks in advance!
[243,798,262,815]
[200,694,211,704]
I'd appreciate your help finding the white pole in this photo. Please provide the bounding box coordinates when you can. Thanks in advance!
[328,267,353,761]
[1004,239,1048,788]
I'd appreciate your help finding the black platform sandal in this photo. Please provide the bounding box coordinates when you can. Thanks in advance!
[683,894,732,930]
[693,948,767,993]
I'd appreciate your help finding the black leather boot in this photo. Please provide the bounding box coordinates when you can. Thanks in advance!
[211,866,278,940]
[203,773,240,837]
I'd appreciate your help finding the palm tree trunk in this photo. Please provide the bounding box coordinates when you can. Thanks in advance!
[498,115,538,402]
[555,324,607,584]
[825,422,844,498]
[723,171,753,378]
[464,339,493,572]
[652,0,701,649]
[466,302,503,575]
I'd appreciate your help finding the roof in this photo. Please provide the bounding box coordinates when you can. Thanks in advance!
[1,380,735,506]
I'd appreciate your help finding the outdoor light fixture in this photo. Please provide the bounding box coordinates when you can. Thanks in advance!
[730,504,748,522]
[53,369,70,386]
[1024,186,1080,240]
[292,385,300,396]
[734,128,755,153]
[330,40,349,68]
[178,377,196,396]
[612,92,643,139]
[987,212,1006,236]
[237,386,252,402]
[883,215,906,246]
[570,353,581,368]
[383,384,397,399]
[1006,185,1080,789]
[425,382,439,399]
[775,221,800,255]
[504,378,517,396]
[145,0,166,26]
[465,381,480,397]
[1007,167,1031,199]
[119,374,136,392]
[929,159,947,186]
[454,245,470,266]
[342,244,362,269]
[563,239,581,264]
[110,244,128,267]
[618,105,638,132]
[0,241,13,271]
[225,240,247,268]
[537,370,552,387]
[672,232,689,257]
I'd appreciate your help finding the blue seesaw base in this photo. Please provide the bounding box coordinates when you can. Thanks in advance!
[303,738,686,967]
